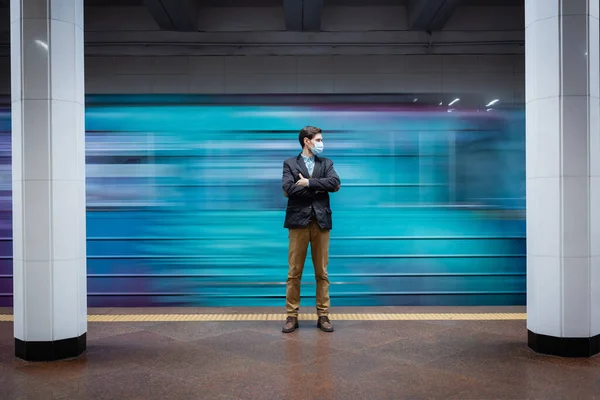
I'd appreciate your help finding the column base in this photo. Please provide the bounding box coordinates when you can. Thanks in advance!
[15,333,86,361]
[528,330,600,358]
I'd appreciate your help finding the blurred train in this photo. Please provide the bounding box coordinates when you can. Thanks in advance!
[0,95,526,307]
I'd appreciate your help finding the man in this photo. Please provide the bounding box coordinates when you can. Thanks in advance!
[281,126,341,333]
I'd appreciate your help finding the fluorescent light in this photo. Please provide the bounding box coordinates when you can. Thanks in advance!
[413,98,418,103]
[448,98,460,106]
[485,99,499,107]
[34,40,48,51]
[438,102,443,106]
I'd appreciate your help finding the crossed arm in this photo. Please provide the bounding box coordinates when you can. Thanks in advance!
[282,161,341,198]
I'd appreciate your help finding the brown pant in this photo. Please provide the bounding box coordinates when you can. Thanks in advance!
[286,220,331,317]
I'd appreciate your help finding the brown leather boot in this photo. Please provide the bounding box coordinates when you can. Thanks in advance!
[317,316,334,332]
[282,316,299,333]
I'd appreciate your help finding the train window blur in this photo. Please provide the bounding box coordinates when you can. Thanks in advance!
[0,95,526,307]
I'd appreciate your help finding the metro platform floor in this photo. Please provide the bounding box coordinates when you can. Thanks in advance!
[0,306,598,400]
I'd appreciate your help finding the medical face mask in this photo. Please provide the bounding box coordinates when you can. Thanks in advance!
[311,141,324,156]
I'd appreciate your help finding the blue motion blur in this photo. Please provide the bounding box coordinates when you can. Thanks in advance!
[0,95,526,307]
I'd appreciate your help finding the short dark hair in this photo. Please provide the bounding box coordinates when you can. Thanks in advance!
[298,126,322,148]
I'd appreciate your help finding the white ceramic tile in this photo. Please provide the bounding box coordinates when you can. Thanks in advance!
[75,0,84,29]
[10,0,21,23]
[78,258,87,336]
[525,0,536,28]
[74,26,84,106]
[188,75,225,94]
[51,181,80,261]
[562,257,591,337]
[591,98,600,177]
[50,100,78,181]
[226,74,297,94]
[50,20,76,102]
[526,178,537,257]
[12,257,24,340]
[536,0,559,21]
[22,99,50,181]
[23,260,53,341]
[526,250,540,332]
[297,74,334,94]
[225,56,297,74]
[153,57,190,75]
[298,56,334,74]
[533,177,561,257]
[21,19,49,100]
[590,177,600,256]
[76,103,85,182]
[561,16,589,96]
[52,259,80,340]
[10,21,21,102]
[534,18,561,100]
[590,17,599,98]
[188,57,225,75]
[525,23,537,102]
[525,101,538,179]
[535,97,561,178]
[562,177,590,257]
[11,100,22,182]
[561,96,589,177]
[591,256,600,335]
[22,180,51,261]
[152,75,190,94]
[533,255,562,336]
[21,0,48,20]
[50,0,76,24]
[78,184,87,261]
[591,0,599,19]
[405,55,442,73]
[12,180,23,260]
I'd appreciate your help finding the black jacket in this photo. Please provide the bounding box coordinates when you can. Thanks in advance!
[282,154,341,230]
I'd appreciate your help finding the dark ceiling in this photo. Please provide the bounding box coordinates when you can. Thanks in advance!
[79,0,522,7]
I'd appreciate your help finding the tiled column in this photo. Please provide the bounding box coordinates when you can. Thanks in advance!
[526,0,600,357]
[10,0,86,361]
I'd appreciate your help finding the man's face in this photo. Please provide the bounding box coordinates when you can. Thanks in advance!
[305,133,323,148]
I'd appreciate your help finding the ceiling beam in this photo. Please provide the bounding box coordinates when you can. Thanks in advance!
[144,0,198,32]
[284,0,323,32]
[283,0,303,31]
[302,0,323,32]
[408,0,459,31]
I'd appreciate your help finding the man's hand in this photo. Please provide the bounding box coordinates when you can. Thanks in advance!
[296,173,309,187]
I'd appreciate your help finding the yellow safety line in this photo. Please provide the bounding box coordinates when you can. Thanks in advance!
[0,313,526,322]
